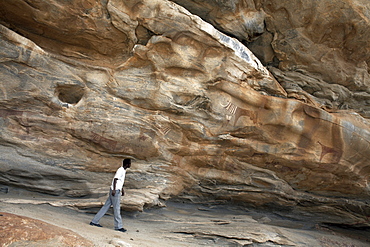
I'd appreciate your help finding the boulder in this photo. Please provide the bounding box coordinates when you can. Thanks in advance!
[0,212,93,247]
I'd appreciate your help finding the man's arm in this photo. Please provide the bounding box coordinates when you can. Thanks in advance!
[112,178,118,196]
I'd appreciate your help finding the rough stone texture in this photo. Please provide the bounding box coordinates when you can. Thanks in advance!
[3,200,369,247]
[0,0,369,228]
[0,212,94,247]
[173,0,370,117]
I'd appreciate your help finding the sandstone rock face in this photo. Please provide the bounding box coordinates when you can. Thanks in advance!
[173,0,370,117]
[0,0,369,227]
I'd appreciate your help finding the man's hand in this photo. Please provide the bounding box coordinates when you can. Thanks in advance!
[121,189,125,196]
[112,178,118,196]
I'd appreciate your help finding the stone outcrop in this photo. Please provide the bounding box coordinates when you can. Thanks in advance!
[0,212,94,247]
[173,0,370,117]
[0,0,369,228]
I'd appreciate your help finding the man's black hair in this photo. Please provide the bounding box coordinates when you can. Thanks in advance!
[122,158,131,167]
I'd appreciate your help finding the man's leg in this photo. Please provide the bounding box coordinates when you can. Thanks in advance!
[91,191,113,225]
[111,189,123,230]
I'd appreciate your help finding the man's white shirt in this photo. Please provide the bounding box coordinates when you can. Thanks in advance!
[110,167,126,190]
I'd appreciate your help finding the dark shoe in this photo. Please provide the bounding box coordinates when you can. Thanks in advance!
[90,222,103,227]
[116,228,127,232]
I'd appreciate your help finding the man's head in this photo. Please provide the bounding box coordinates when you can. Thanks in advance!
[122,158,131,169]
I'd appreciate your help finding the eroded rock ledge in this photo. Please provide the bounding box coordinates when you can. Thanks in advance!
[0,0,369,228]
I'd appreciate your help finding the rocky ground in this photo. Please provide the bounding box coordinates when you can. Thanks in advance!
[1,188,369,247]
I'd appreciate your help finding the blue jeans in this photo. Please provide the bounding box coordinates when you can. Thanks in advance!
[91,189,123,229]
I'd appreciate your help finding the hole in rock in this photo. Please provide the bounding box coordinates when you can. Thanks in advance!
[55,84,85,105]
[135,25,155,45]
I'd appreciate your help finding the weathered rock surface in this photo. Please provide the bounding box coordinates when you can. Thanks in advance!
[0,212,94,247]
[0,0,369,229]
[2,198,370,247]
[173,0,370,117]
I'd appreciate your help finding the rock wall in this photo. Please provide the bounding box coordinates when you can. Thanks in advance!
[173,0,370,116]
[0,0,369,227]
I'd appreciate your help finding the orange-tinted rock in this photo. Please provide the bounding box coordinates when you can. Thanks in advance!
[0,212,93,247]
[172,0,370,117]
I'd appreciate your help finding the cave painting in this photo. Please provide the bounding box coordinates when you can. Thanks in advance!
[159,126,171,136]
[223,100,258,126]
[90,132,117,150]
[318,141,343,163]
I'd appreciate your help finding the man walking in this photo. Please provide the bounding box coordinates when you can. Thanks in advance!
[90,158,131,232]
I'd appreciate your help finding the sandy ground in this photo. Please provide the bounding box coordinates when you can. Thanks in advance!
[1,202,188,247]
[1,189,370,247]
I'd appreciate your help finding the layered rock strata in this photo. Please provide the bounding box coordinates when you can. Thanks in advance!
[173,0,370,117]
[0,0,369,227]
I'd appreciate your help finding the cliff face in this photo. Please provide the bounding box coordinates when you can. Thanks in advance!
[0,0,369,227]
[173,0,370,116]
